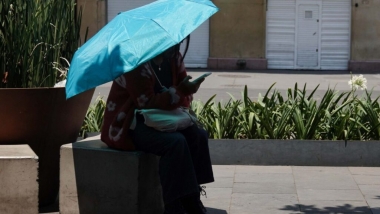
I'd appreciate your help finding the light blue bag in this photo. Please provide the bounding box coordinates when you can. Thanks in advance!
[137,107,198,132]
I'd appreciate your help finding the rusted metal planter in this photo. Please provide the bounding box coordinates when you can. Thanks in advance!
[0,87,94,206]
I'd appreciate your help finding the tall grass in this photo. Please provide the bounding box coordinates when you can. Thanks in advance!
[0,0,85,88]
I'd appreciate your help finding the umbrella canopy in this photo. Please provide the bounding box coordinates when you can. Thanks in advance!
[66,0,218,99]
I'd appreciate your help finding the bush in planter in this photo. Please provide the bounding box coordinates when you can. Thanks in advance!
[85,80,379,141]
[191,82,380,141]
[0,0,92,207]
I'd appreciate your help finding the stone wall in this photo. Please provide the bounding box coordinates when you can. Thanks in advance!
[209,0,267,69]
[350,0,380,72]
[77,0,107,42]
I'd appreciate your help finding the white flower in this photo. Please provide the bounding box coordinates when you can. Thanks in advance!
[107,101,116,111]
[137,94,149,107]
[348,74,367,90]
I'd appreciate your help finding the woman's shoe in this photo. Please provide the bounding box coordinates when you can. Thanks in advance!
[181,193,206,214]
[164,200,186,214]
[198,186,207,213]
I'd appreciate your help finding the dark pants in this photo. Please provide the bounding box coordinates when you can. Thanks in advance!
[130,116,214,205]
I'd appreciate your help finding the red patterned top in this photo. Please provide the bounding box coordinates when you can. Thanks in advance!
[101,56,192,150]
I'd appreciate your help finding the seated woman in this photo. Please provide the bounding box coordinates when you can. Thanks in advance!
[101,41,214,214]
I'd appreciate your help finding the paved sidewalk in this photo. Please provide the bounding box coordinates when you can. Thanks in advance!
[40,165,380,214]
[202,165,380,214]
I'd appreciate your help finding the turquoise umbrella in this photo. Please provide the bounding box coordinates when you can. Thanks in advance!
[66,0,218,99]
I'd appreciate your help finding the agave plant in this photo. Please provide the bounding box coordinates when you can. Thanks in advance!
[80,96,107,137]
[0,0,86,88]
[356,90,380,140]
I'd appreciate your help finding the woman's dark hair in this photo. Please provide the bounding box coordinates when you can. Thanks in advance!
[174,34,190,64]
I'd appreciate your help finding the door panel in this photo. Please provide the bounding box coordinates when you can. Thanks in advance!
[296,1,321,69]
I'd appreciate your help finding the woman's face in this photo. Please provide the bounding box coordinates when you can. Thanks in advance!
[163,45,176,59]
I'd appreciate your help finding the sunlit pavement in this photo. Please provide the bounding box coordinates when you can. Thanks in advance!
[202,165,380,214]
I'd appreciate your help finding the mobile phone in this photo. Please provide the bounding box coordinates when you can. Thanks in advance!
[193,72,212,82]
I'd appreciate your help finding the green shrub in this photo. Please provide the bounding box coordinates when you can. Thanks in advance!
[83,84,380,141]
[192,84,380,141]
[80,97,106,137]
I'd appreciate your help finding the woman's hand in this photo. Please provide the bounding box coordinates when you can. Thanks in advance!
[178,76,205,95]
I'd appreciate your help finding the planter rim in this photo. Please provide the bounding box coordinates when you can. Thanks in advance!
[209,139,380,142]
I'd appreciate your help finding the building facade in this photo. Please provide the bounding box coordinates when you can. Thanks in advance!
[79,0,380,72]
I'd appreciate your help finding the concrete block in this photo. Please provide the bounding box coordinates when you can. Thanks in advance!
[60,135,164,214]
[209,139,380,166]
[0,145,39,214]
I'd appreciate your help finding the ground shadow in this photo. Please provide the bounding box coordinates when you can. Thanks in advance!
[280,203,372,213]
[205,207,228,214]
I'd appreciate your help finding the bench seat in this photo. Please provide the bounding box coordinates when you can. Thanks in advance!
[59,135,164,214]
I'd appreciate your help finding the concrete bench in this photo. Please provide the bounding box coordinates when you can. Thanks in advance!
[60,135,164,214]
[0,145,39,214]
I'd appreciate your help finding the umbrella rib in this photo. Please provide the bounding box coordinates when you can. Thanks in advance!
[150,19,176,42]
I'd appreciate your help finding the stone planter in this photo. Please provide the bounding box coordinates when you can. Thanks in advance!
[209,139,380,166]
[0,87,94,206]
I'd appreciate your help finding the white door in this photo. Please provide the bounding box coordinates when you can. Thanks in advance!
[320,0,351,70]
[266,0,351,70]
[295,0,321,69]
[107,0,210,68]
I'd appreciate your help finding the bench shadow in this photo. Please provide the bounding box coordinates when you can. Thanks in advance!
[280,203,372,213]
[205,207,228,214]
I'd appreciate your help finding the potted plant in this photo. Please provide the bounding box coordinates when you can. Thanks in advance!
[0,0,93,206]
